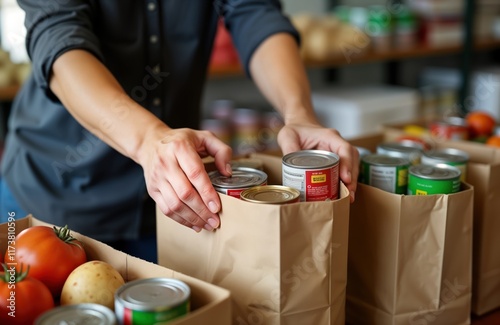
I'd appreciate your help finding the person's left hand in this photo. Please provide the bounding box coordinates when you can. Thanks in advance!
[277,122,359,202]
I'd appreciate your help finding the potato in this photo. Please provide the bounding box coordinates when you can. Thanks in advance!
[60,260,125,310]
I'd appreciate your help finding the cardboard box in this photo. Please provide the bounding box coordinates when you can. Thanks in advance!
[0,216,232,325]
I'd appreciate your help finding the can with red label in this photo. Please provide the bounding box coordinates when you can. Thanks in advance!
[209,167,267,199]
[429,117,469,140]
[282,150,340,202]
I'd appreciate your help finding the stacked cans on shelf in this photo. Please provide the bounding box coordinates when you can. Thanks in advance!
[200,99,284,156]
[358,139,469,195]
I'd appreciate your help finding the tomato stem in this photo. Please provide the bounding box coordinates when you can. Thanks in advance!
[1,263,30,283]
[53,225,84,248]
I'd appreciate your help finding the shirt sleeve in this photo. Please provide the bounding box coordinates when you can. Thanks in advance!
[217,0,300,77]
[18,0,103,94]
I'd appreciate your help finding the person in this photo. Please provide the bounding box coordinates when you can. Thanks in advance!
[0,1,359,263]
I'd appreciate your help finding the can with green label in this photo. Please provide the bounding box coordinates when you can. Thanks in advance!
[408,164,461,195]
[421,148,469,182]
[361,154,410,194]
[115,278,190,325]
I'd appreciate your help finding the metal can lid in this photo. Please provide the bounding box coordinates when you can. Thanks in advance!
[422,148,470,164]
[409,164,461,180]
[282,150,339,169]
[240,185,300,204]
[115,278,190,311]
[35,303,117,325]
[209,167,267,189]
[443,116,468,127]
[355,146,372,158]
[362,153,410,167]
[377,142,423,154]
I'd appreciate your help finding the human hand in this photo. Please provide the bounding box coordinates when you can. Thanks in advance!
[277,123,359,202]
[140,128,232,232]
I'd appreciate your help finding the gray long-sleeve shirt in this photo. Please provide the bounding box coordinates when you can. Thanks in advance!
[1,0,298,241]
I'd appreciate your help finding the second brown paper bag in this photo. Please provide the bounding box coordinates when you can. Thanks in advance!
[346,183,473,325]
[157,153,350,325]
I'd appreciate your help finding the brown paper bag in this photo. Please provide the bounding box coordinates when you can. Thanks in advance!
[346,182,473,325]
[157,153,350,325]
[383,121,500,315]
[430,141,500,316]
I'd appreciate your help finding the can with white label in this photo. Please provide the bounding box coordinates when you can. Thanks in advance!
[282,150,340,202]
[361,154,410,194]
[35,303,117,325]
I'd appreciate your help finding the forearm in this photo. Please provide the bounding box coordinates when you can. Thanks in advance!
[49,49,167,163]
[249,33,319,126]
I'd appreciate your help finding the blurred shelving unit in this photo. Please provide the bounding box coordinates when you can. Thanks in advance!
[208,0,500,115]
[208,37,500,77]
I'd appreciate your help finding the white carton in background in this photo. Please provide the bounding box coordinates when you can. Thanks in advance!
[312,85,419,139]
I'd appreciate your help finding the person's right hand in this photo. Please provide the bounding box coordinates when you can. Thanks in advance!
[139,127,232,232]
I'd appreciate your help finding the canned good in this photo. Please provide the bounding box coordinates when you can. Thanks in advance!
[361,154,410,194]
[355,146,372,159]
[396,135,432,151]
[429,117,469,140]
[282,150,340,202]
[115,278,190,325]
[408,164,461,195]
[421,148,469,182]
[231,108,263,156]
[200,118,232,145]
[35,303,117,325]
[376,142,423,165]
[240,185,300,204]
[209,167,267,198]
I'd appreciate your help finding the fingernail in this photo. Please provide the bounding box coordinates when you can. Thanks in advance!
[226,163,232,175]
[208,218,219,228]
[204,223,214,231]
[208,201,219,214]
[192,226,202,232]
[350,191,355,201]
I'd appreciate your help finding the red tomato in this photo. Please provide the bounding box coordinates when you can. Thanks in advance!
[6,225,86,298]
[466,111,496,137]
[0,264,54,325]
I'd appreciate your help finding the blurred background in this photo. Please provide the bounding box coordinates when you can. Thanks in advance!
[1,0,500,156]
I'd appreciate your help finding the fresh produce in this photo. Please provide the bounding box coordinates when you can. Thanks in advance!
[486,135,500,147]
[7,225,87,297]
[0,264,54,325]
[465,111,496,137]
[60,260,125,310]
